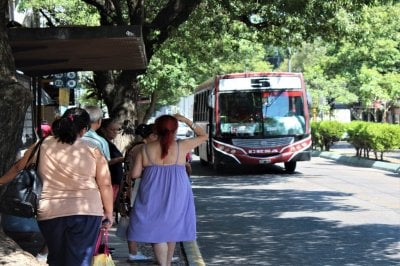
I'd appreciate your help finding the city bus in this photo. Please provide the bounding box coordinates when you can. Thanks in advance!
[192,72,311,173]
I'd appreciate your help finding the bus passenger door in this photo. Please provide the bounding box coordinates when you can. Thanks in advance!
[196,122,210,166]
[206,123,213,162]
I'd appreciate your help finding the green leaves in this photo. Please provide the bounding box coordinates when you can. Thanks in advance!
[18,0,99,26]
[299,3,399,114]
[14,0,399,120]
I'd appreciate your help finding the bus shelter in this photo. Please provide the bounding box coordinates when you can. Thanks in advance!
[8,25,147,146]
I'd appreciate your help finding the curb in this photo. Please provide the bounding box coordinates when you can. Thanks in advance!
[182,241,206,266]
[312,151,400,174]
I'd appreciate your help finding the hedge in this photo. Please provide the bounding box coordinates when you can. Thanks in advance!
[311,121,400,160]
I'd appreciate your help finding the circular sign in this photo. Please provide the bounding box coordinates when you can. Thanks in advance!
[54,80,64,87]
[66,72,77,79]
[66,80,77,88]
[54,73,64,79]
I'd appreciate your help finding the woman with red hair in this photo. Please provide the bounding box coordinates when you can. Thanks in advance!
[127,114,207,266]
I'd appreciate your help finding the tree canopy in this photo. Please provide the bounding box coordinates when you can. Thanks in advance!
[14,0,394,121]
[297,3,400,118]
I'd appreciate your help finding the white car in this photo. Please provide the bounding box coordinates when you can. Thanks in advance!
[177,123,193,138]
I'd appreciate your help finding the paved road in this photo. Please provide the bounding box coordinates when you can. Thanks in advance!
[191,157,400,265]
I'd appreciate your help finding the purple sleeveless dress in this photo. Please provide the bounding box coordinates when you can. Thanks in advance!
[127,142,196,243]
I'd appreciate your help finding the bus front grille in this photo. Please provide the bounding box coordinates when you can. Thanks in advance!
[232,137,294,148]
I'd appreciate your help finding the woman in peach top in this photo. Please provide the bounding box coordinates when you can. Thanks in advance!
[0,107,113,266]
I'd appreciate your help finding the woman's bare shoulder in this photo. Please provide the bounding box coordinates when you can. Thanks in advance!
[132,142,145,151]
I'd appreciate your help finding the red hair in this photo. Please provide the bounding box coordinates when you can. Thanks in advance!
[154,115,178,159]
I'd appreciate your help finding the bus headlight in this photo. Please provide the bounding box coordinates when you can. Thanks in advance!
[214,142,245,155]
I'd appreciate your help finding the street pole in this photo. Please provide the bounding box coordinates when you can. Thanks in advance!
[287,47,292,72]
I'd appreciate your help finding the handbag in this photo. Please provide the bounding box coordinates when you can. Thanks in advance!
[116,173,132,217]
[92,228,115,266]
[0,138,44,218]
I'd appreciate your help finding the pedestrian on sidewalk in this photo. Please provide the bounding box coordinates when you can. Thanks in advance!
[127,114,207,266]
[122,123,157,261]
[97,118,125,204]
[82,105,111,161]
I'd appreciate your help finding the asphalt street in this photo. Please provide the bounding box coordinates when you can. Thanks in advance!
[191,156,400,265]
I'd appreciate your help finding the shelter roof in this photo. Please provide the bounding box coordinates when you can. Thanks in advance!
[8,25,147,76]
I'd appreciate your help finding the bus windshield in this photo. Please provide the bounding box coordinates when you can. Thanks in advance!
[218,90,306,137]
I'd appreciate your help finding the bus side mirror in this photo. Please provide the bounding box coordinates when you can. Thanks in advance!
[306,91,312,107]
[208,94,215,108]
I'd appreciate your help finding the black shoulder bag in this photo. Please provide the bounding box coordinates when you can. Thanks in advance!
[0,138,44,218]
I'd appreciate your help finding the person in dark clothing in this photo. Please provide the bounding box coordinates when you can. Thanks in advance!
[98,118,124,203]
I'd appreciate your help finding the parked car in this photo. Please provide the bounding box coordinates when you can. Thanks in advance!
[177,123,193,138]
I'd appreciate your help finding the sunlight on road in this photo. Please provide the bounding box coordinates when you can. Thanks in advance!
[277,210,400,226]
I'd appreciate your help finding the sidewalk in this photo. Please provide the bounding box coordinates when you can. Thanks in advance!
[0,223,205,266]
[314,141,400,174]
[105,225,205,266]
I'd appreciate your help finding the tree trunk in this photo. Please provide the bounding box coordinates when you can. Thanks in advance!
[0,0,32,176]
[0,231,40,266]
[93,70,139,121]
[0,1,33,257]
[0,80,32,174]
[92,70,140,151]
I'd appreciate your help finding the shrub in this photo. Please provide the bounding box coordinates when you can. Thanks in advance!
[311,122,323,150]
[346,121,400,160]
[318,120,346,151]
[312,120,399,159]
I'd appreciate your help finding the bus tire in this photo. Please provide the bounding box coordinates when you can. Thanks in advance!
[213,162,225,173]
[212,156,225,173]
[284,161,297,173]
[200,158,208,166]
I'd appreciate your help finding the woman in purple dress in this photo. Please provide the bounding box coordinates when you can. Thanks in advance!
[127,114,207,266]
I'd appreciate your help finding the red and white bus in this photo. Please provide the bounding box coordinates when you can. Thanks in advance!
[193,72,311,173]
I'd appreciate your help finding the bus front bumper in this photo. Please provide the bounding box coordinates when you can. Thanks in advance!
[213,147,311,166]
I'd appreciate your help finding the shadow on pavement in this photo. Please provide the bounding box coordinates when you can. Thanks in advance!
[192,174,400,265]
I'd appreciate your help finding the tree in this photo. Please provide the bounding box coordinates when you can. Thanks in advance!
[295,40,358,116]
[0,0,32,175]
[326,3,400,117]
[284,3,399,120]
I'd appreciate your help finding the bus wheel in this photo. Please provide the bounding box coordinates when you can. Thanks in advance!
[212,157,225,173]
[284,161,297,173]
[200,158,208,166]
[213,163,225,173]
